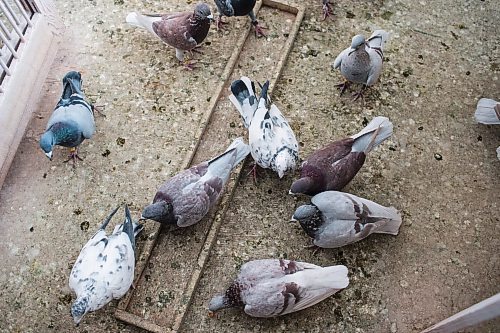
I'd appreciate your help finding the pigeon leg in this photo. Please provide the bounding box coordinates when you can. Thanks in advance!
[215,15,228,31]
[245,162,261,185]
[248,11,267,37]
[63,147,83,167]
[181,59,197,70]
[303,243,322,256]
[91,104,106,117]
[322,0,334,21]
[352,85,367,101]
[335,80,351,95]
[189,44,204,55]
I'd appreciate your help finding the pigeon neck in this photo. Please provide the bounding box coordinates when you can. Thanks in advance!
[48,122,80,145]
[71,295,89,325]
[297,207,324,239]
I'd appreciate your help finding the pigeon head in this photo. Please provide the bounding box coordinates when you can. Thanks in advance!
[71,296,89,325]
[194,3,213,21]
[291,204,323,239]
[273,148,297,178]
[40,131,55,160]
[141,201,175,224]
[208,294,231,312]
[61,71,84,98]
[289,176,320,196]
[350,34,366,49]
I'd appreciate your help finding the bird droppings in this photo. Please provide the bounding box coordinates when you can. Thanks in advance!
[434,153,443,161]
[80,221,90,232]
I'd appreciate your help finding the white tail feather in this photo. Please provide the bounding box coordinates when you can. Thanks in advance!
[368,29,390,50]
[229,76,258,128]
[126,12,160,35]
[475,98,500,125]
[351,116,393,153]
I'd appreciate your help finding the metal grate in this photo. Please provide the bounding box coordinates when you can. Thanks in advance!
[0,0,38,93]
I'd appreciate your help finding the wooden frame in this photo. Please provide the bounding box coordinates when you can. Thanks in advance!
[114,1,305,331]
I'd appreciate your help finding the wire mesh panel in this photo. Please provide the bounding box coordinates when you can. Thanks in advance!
[0,0,38,91]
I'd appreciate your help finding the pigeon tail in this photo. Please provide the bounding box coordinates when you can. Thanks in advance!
[99,206,121,231]
[259,80,270,108]
[126,12,161,35]
[367,29,390,50]
[372,206,403,235]
[229,77,258,128]
[122,205,136,250]
[208,137,250,172]
[475,98,500,125]
[289,265,349,290]
[351,116,393,153]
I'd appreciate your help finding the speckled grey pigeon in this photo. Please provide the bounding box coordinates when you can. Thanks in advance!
[290,116,393,196]
[474,98,500,160]
[126,3,213,69]
[229,77,299,179]
[69,205,144,325]
[213,0,266,37]
[332,30,389,100]
[208,259,349,317]
[291,191,402,248]
[141,138,250,226]
[39,71,95,165]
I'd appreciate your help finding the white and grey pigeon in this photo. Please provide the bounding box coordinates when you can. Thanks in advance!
[141,137,249,226]
[291,191,402,248]
[126,3,213,69]
[208,259,349,317]
[39,71,95,165]
[213,0,266,37]
[229,76,299,179]
[474,98,500,160]
[332,30,390,100]
[69,205,144,325]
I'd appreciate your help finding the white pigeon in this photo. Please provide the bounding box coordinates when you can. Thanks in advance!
[474,98,500,160]
[332,30,390,100]
[229,76,299,179]
[291,191,402,248]
[208,259,349,317]
[69,205,143,325]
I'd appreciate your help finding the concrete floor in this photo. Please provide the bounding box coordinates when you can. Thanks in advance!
[0,0,499,332]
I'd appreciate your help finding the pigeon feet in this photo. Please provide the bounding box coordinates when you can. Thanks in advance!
[303,244,322,256]
[92,104,106,117]
[246,162,261,185]
[252,21,268,38]
[352,85,367,101]
[322,2,334,20]
[335,81,351,95]
[215,16,228,31]
[189,45,204,55]
[63,147,83,167]
[181,59,197,71]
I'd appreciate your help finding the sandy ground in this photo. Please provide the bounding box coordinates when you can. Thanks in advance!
[0,0,499,332]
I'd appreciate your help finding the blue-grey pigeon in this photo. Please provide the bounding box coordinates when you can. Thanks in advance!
[291,191,402,248]
[213,0,266,37]
[39,71,95,165]
[332,30,390,100]
[208,259,349,317]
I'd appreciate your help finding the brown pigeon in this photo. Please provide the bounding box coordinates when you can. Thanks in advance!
[290,116,393,196]
[208,259,348,317]
[126,3,213,69]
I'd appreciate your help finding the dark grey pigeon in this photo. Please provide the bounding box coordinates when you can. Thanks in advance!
[290,116,393,196]
[214,0,266,37]
[39,71,95,165]
[126,3,213,69]
[332,30,390,100]
[141,138,249,227]
[208,259,348,317]
[291,191,402,248]
[69,205,144,325]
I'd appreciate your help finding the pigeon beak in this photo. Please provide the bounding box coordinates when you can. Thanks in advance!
[139,215,147,222]
[207,13,214,22]
[45,151,53,161]
[289,217,298,223]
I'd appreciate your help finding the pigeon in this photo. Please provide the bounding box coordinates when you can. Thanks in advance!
[290,116,393,196]
[126,3,213,69]
[229,76,299,179]
[213,0,266,37]
[291,191,402,248]
[39,71,95,165]
[208,259,349,317]
[332,30,390,100]
[475,98,500,125]
[321,0,333,20]
[141,137,250,226]
[69,205,144,325]
[474,98,500,160]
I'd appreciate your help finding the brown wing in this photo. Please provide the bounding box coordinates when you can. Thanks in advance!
[152,12,197,50]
